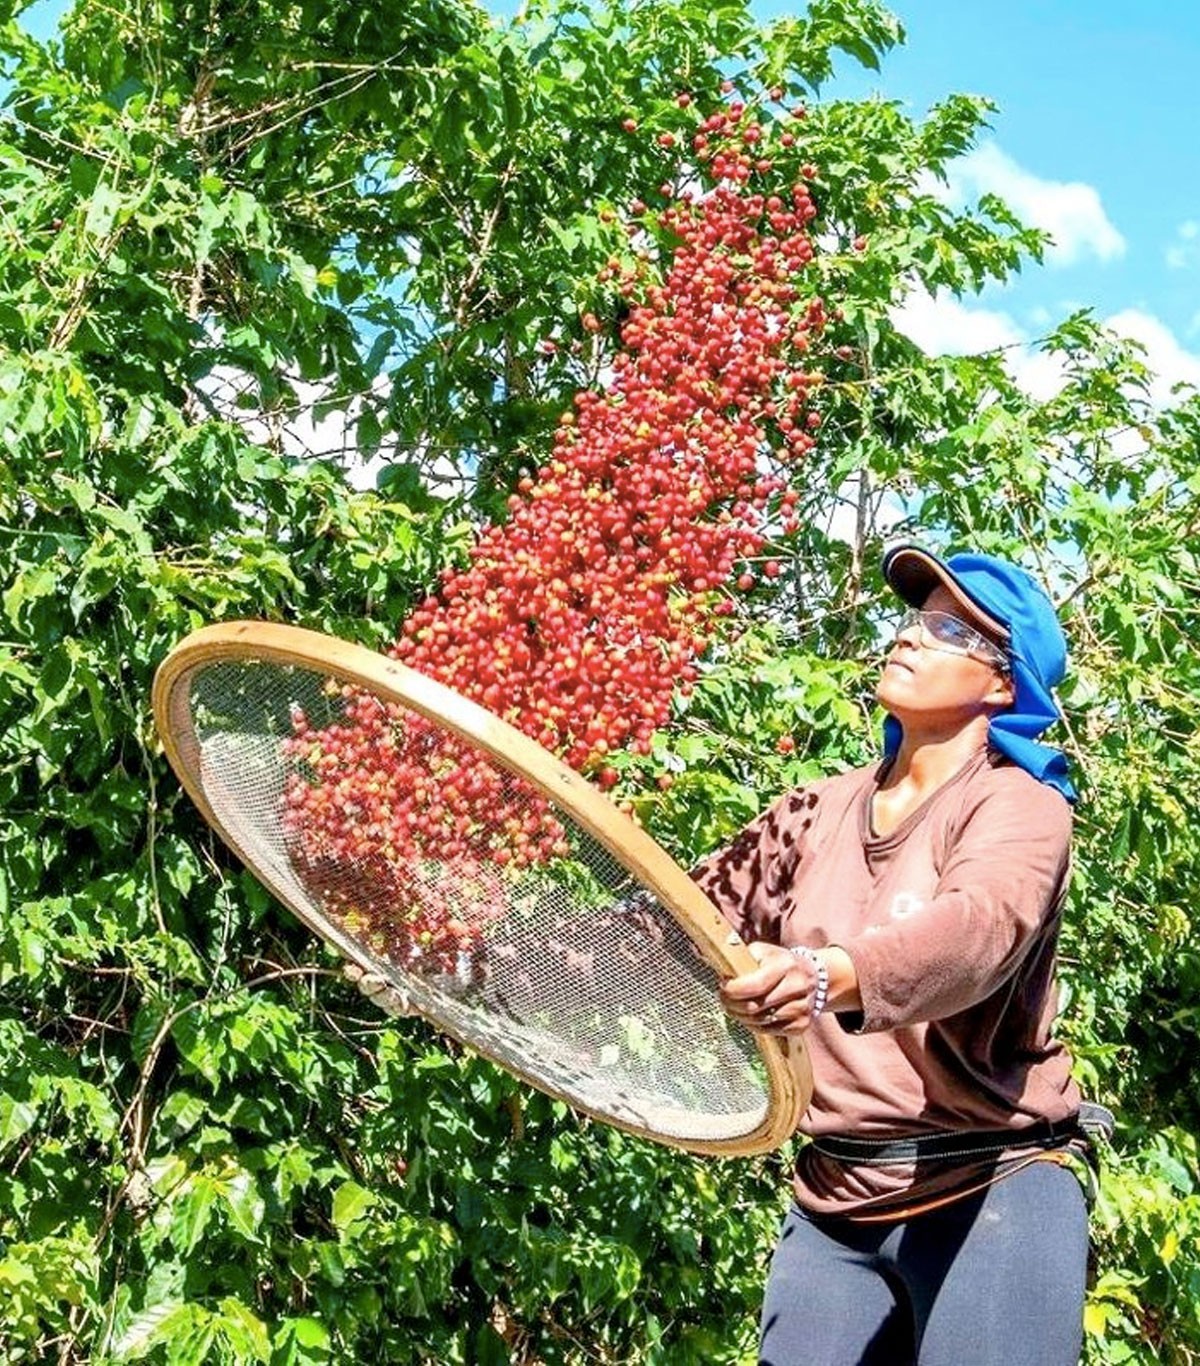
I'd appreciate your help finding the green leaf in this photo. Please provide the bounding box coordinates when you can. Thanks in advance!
[330,1180,376,1234]
[214,1297,271,1361]
[111,1302,192,1360]
[3,560,61,628]
[220,1167,265,1242]
[473,1322,511,1366]
[292,1317,330,1349]
[0,1094,38,1149]
[157,1090,208,1138]
[356,405,382,455]
[170,1176,219,1254]
[31,643,75,726]
[131,999,171,1066]
[273,1315,332,1365]
[56,474,97,512]
[83,182,122,238]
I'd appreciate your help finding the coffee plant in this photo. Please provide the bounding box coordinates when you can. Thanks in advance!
[0,1,1198,1363]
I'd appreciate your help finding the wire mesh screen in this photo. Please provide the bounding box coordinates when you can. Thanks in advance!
[173,656,772,1146]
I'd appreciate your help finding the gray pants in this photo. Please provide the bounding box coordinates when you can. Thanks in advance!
[760,1160,1089,1366]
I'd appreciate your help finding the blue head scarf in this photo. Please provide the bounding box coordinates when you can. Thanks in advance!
[880,544,1075,803]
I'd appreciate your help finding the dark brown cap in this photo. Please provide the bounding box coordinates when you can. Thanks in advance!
[882,543,1010,641]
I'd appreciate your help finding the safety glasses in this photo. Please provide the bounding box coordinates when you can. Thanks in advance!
[895,608,1011,674]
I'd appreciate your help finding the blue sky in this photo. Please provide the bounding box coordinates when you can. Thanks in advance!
[19,0,1200,394]
[795,0,1200,395]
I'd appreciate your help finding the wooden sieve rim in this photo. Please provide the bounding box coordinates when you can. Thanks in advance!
[152,620,811,1155]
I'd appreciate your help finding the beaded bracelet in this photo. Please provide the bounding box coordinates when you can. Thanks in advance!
[788,945,829,1018]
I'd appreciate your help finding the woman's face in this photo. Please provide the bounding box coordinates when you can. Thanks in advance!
[876,584,1013,731]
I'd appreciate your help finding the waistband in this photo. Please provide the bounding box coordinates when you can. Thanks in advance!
[811,1115,1085,1167]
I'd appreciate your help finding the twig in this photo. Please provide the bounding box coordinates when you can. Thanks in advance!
[452,161,517,334]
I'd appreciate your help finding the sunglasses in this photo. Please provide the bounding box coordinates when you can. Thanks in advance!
[895,608,1011,674]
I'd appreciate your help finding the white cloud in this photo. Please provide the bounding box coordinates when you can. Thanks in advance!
[892,293,1200,406]
[1165,219,1200,270]
[891,288,1024,355]
[1009,347,1071,401]
[891,295,1200,487]
[936,142,1126,267]
[1103,308,1200,404]
[890,288,1067,399]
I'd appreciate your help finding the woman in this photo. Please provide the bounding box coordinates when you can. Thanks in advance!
[697,543,1093,1366]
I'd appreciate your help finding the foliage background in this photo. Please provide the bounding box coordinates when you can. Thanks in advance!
[0,0,1198,1361]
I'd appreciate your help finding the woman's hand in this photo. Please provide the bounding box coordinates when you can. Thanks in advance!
[719,941,824,1036]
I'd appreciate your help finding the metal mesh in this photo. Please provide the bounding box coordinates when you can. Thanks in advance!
[179,658,770,1144]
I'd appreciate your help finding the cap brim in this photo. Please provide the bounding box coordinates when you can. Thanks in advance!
[882,543,1010,641]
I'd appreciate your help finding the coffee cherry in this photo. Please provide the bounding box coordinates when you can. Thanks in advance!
[282,102,833,975]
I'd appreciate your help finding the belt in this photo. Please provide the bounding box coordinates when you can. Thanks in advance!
[812,1115,1086,1167]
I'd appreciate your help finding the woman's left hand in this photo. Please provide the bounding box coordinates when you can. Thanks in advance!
[719,942,823,1035]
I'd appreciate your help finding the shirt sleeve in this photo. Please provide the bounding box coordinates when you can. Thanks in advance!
[838,775,1073,1033]
[689,789,805,944]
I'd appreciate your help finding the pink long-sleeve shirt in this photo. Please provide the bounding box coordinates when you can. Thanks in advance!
[693,748,1081,1217]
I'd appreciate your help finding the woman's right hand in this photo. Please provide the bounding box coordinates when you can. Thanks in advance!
[719,942,823,1036]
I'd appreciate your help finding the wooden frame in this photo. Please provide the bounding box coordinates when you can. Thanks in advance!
[153,621,810,1155]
